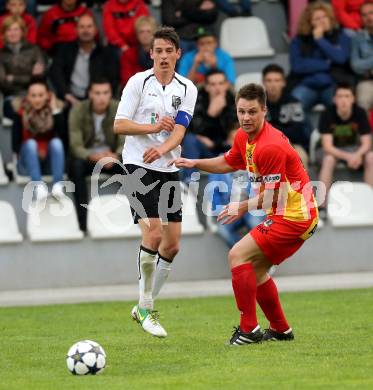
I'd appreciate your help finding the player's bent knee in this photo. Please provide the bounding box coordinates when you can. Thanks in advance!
[161,243,179,259]
[143,230,162,249]
[228,247,253,269]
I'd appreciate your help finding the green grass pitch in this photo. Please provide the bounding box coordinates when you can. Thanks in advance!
[1,288,373,390]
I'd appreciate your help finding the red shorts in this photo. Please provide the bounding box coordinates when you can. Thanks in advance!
[250,215,318,265]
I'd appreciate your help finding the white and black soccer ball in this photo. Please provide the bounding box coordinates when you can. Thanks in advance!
[66,340,106,375]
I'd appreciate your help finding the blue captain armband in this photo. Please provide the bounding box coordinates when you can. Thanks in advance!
[175,111,192,128]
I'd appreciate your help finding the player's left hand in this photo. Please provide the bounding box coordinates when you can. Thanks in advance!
[217,201,247,225]
[143,146,164,163]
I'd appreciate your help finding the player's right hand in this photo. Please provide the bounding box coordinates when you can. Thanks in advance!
[155,116,175,133]
[168,157,196,168]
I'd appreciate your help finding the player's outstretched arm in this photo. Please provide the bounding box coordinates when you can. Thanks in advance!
[170,155,234,174]
[113,117,175,136]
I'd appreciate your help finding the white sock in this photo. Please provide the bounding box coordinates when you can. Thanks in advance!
[152,254,173,299]
[138,246,157,310]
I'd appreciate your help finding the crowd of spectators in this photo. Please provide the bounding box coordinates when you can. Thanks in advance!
[0,0,372,239]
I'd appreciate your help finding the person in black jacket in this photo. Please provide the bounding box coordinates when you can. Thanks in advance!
[181,69,237,182]
[49,13,119,106]
[161,0,218,54]
[262,64,309,169]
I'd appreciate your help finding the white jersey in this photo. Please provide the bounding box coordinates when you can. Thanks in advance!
[115,68,198,172]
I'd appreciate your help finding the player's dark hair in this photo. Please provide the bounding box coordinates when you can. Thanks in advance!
[88,77,112,91]
[205,69,226,82]
[236,83,266,107]
[262,63,285,78]
[151,26,180,50]
[335,81,355,95]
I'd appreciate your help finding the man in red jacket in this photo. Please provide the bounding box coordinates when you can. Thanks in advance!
[103,0,149,54]
[37,0,91,54]
[331,0,365,34]
[0,0,36,48]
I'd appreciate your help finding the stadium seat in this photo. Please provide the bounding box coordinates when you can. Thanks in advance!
[0,152,9,185]
[327,182,373,227]
[0,201,23,243]
[87,194,141,239]
[181,190,204,235]
[235,72,263,91]
[309,129,320,165]
[27,196,84,242]
[220,17,275,58]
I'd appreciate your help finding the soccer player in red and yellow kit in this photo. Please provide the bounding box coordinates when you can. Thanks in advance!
[170,83,318,345]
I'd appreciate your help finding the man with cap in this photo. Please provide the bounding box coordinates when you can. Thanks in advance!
[178,26,236,86]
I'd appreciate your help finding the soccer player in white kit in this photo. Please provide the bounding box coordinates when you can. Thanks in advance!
[114,27,197,337]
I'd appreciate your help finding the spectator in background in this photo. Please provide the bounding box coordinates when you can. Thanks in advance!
[331,0,365,36]
[0,15,45,119]
[0,0,36,48]
[68,78,125,231]
[178,27,236,86]
[288,1,351,115]
[120,15,156,87]
[49,13,120,107]
[37,0,91,54]
[12,78,65,201]
[161,0,218,54]
[180,70,237,182]
[351,2,373,115]
[262,64,309,169]
[103,0,149,57]
[215,0,252,17]
[317,82,373,216]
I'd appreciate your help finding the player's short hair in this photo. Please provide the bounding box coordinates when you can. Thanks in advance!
[335,81,355,95]
[88,77,112,91]
[151,26,180,50]
[262,64,285,79]
[205,69,226,82]
[236,83,266,107]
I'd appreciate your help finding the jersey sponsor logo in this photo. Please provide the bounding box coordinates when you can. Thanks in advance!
[248,174,281,183]
[248,174,262,183]
[262,174,281,183]
[151,112,159,124]
[172,95,181,110]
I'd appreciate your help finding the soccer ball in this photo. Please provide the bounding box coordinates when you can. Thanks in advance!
[66,340,106,375]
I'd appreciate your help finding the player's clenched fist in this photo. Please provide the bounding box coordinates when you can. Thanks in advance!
[154,116,175,133]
